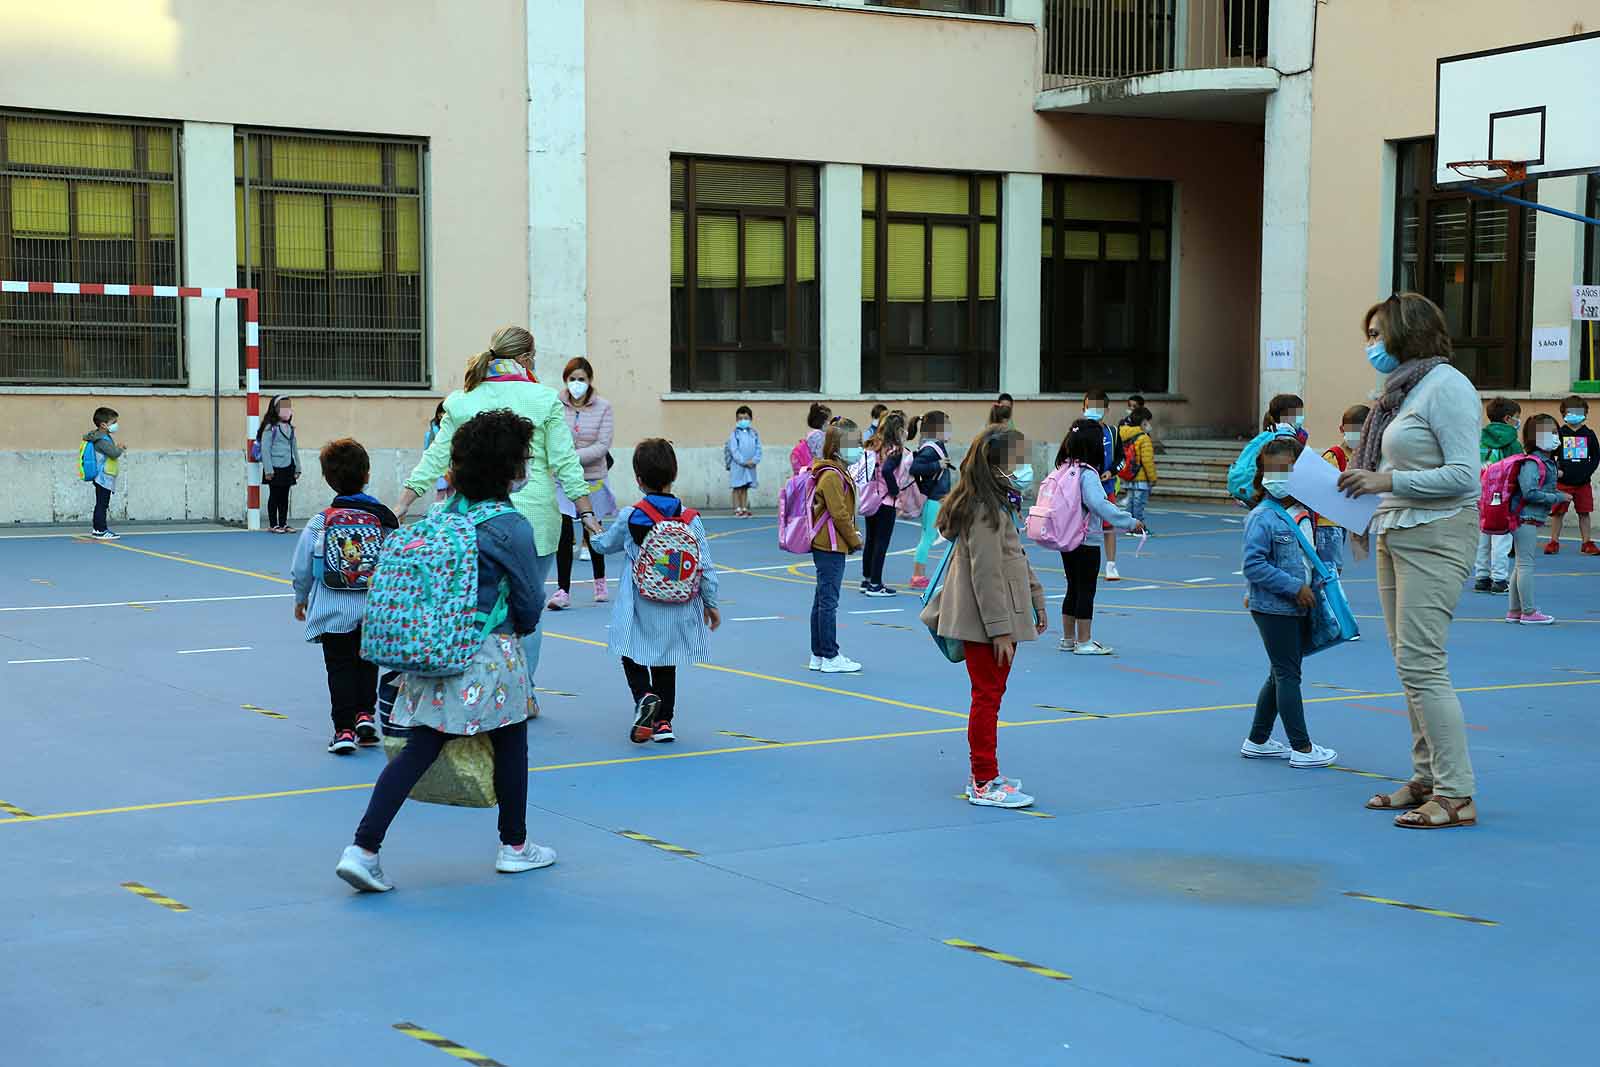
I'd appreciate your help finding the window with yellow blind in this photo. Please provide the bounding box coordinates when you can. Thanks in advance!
[671,156,819,392]
[236,131,427,388]
[862,168,1000,393]
[0,111,181,384]
[1040,176,1172,394]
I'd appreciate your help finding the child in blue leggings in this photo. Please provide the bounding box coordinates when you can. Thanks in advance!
[907,410,954,590]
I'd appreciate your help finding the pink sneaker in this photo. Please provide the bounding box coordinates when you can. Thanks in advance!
[594,578,610,603]
[546,589,570,611]
[1519,611,1556,625]
[1505,611,1523,623]
[909,575,930,591]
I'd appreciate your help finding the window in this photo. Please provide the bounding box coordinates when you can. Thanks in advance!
[1584,176,1599,383]
[1394,139,1534,391]
[236,131,427,388]
[0,112,180,385]
[671,156,819,392]
[1040,176,1171,393]
[867,1,1006,13]
[862,168,1000,393]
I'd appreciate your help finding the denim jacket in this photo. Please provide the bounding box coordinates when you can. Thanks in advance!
[1242,500,1311,616]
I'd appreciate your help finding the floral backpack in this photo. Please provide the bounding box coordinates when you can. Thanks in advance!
[631,499,704,604]
[359,498,516,676]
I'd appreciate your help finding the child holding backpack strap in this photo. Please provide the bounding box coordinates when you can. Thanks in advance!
[336,410,553,893]
[591,438,721,744]
[1505,414,1567,625]
[291,438,400,754]
[908,410,954,590]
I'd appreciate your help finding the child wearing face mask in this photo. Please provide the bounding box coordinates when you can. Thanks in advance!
[808,419,865,672]
[1262,393,1308,445]
[1507,414,1569,625]
[1312,403,1370,575]
[82,406,126,540]
[257,395,301,533]
[1082,388,1123,580]
[1473,397,1521,593]
[724,404,762,518]
[1547,395,1598,556]
[1239,435,1337,769]
[908,410,955,590]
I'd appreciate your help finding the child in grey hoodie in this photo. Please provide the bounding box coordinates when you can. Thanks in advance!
[257,394,301,533]
[83,406,126,540]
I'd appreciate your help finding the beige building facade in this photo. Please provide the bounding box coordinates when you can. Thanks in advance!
[0,0,1594,524]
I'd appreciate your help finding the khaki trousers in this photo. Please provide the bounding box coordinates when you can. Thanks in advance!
[1375,508,1478,798]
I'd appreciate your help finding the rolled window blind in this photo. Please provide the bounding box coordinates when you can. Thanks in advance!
[745,217,785,288]
[671,209,685,286]
[862,168,878,212]
[887,223,925,302]
[1106,232,1140,262]
[1064,230,1099,260]
[6,120,134,170]
[1063,181,1139,222]
[671,159,686,204]
[697,161,786,207]
[1041,222,1053,257]
[797,216,817,283]
[11,178,67,235]
[978,222,997,300]
[979,176,998,217]
[332,196,382,273]
[77,183,134,238]
[236,187,263,268]
[888,171,968,215]
[271,138,382,186]
[931,225,968,301]
[394,147,420,192]
[697,214,738,289]
[150,184,175,240]
[273,192,326,273]
[861,217,876,300]
[398,200,421,274]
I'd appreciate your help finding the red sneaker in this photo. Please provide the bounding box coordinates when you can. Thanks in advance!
[1543,540,1560,555]
[353,713,380,746]
[652,720,676,744]
[1582,541,1600,556]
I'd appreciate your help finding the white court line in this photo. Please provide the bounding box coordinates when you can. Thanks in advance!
[7,657,88,665]
[1221,518,1242,525]
[0,528,243,540]
[176,646,252,655]
[1123,585,1160,591]
[1232,570,1244,575]
[731,615,783,622]
[1183,577,1215,584]
[848,608,904,615]
[0,593,292,614]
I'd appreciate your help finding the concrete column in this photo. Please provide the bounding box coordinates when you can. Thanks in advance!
[527,0,587,384]
[1256,0,1317,407]
[181,121,238,392]
[1531,176,1586,394]
[820,163,863,396]
[1000,171,1042,397]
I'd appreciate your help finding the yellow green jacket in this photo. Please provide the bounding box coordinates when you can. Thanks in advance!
[404,379,590,556]
[1117,424,1156,484]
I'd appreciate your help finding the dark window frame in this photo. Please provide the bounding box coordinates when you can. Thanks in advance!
[861,166,1002,394]
[670,155,820,393]
[866,1,1006,15]
[1392,138,1534,392]
[0,109,183,386]
[1039,175,1172,395]
[236,128,429,390]
[1583,175,1599,383]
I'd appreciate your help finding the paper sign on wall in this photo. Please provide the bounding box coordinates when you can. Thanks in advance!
[1532,326,1570,363]
[1265,338,1296,371]
[1574,285,1600,321]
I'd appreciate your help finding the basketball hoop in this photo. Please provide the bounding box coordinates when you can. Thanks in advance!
[1446,159,1528,183]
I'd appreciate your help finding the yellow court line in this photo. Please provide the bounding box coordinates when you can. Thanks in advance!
[86,539,291,585]
[707,524,777,541]
[716,564,815,586]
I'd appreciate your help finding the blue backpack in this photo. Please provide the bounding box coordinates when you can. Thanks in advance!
[1227,429,1293,503]
[78,441,101,483]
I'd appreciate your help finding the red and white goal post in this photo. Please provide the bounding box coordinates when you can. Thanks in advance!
[0,280,265,530]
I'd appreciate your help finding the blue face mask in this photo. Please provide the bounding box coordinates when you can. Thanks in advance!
[840,446,863,463]
[736,419,751,430]
[1292,414,1305,429]
[1565,411,1585,426]
[1010,464,1035,490]
[1367,341,1400,374]
[1084,408,1105,422]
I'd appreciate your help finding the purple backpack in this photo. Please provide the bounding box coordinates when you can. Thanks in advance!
[778,469,837,554]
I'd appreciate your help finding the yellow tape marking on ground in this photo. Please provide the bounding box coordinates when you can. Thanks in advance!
[240,704,287,720]
[1342,891,1498,927]
[85,539,291,585]
[0,799,33,818]
[120,881,190,913]
[617,829,700,857]
[943,938,1071,980]
[392,1022,505,1067]
[718,730,783,745]
[1328,765,1408,784]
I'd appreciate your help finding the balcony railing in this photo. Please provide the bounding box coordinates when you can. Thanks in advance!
[1043,0,1269,91]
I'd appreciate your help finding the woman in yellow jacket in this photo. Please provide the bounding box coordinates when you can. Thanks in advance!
[808,418,864,674]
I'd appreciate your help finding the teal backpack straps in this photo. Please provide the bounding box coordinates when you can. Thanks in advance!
[1264,500,1333,583]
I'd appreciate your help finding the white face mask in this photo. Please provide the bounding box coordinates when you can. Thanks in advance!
[1261,473,1292,499]
[1343,430,1362,447]
[566,379,589,400]
[106,422,120,434]
[1536,432,1560,452]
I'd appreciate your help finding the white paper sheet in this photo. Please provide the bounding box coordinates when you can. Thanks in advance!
[1286,448,1379,534]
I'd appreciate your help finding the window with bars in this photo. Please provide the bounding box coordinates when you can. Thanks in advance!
[1394,139,1535,392]
[671,156,819,392]
[1583,175,1599,383]
[867,0,1006,14]
[236,131,427,388]
[862,168,1000,393]
[0,112,181,385]
[1039,176,1171,394]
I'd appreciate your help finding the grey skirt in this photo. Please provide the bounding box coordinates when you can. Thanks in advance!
[390,632,535,736]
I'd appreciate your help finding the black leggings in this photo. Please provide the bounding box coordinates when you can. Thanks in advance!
[861,506,897,585]
[622,657,677,721]
[353,719,529,852]
[266,473,292,528]
[320,628,378,732]
[1060,545,1101,618]
[556,514,604,591]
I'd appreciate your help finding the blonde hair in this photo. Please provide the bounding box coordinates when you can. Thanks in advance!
[463,325,536,391]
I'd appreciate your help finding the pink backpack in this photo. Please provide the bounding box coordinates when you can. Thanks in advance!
[894,453,926,519]
[853,452,889,516]
[1479,453,1547,535]
[1026,462,1089,551]
[778,469,837,553]
[789,437,813,475]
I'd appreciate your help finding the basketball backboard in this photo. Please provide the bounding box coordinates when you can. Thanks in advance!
[1435,30,1600,187]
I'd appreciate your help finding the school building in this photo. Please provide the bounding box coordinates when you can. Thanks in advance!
[1,0,1594,524]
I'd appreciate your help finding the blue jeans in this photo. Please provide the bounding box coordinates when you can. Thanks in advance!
[520,551,554,681]
[810,549,846,658]
[1124,482,1150,522]
[1314,526,1345,576]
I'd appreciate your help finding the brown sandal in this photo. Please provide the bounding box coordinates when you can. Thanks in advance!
[1394,795,1476,829]
[1365,782,1431,811]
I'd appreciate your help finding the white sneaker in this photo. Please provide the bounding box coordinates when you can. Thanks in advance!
[1289,743,1337,769]
[496,841,558,874]
[1240,738,1292,760]
[335,845,393,892]
[1072,640,1113,656]
[808,655,823,671]
[964,774,1024,797]
[818,654,861,674]
[967,777,1034,808]
[578,544,591,562]
[1104,561,1121,581]
[1057,636,1076,652]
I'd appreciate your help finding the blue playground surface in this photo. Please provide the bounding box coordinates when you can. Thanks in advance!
[3,507,1598,1066]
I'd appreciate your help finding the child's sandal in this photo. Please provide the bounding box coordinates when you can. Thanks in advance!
[1365,781,1430,811]
[1394,795,1476,829]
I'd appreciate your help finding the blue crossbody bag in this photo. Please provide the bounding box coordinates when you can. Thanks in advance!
[1265,501,1360,656]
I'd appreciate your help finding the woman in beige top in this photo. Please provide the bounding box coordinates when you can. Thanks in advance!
[1337,293,1481,829]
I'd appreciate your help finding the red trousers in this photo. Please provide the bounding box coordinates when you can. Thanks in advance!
[963,640,1013,783]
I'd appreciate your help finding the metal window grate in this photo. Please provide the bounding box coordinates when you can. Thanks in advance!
[237,131,428,389]
[0,111,182,385]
